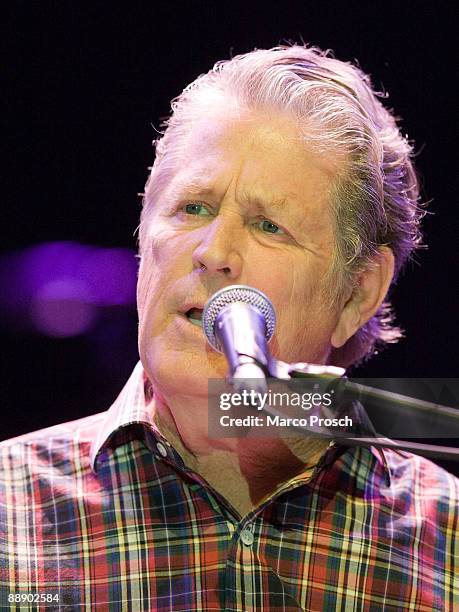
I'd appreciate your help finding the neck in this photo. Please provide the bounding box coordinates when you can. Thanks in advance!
[149,391,329,512]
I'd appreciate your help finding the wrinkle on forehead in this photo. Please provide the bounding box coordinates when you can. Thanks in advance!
[188,106,343,172]
[148,109,343,248]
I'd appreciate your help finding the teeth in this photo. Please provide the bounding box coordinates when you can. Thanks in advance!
[188,316,202,327]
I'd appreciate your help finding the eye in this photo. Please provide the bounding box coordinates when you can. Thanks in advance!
[183,202,211,216]
[257,218,285,235]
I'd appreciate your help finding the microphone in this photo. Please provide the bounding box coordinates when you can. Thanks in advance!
[201,287,459,461]
[202,285,276,392]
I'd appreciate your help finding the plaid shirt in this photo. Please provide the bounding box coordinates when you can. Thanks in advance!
[1,363,458,611]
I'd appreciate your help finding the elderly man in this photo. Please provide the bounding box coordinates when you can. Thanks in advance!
[1,45,458,611]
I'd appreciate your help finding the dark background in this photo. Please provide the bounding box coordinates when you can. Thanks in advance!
[2,2,458,473]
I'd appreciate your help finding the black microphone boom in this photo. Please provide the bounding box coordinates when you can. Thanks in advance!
[202,285,459,460]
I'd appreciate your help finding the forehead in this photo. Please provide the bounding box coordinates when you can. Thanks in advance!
[185,109,338,174]
[152,109,343,224]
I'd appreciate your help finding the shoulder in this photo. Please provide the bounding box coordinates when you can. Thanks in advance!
[0,412,110,543]
[385,449,459,493]
[382,448,459,521]
[0,411,106,446]
[0,412,106,476]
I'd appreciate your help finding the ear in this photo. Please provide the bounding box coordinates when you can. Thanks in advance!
[331,247,395,348]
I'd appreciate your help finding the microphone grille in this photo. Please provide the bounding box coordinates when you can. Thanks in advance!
[202,285,276,351]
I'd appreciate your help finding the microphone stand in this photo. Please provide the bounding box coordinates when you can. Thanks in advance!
[253,358,459,461]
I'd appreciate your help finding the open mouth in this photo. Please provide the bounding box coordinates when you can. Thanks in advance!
[185,308,203,327]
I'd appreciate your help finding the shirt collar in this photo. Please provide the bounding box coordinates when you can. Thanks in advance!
[90,362,164,471]
[90,362,391,486]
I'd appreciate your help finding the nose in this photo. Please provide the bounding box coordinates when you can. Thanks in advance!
[192,214,243,279]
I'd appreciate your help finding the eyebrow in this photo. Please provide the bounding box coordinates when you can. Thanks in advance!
[173,178,295,216]
[239,191,292,215]
[172,177,216,197]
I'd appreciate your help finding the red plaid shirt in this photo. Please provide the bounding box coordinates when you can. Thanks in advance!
[1,362,458,610]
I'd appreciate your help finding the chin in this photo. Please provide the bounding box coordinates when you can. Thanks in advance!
[142,348,228,398]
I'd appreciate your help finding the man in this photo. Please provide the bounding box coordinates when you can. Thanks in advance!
[1,45,458,611]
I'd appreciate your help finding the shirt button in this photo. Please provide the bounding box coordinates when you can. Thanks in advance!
[156,442,168,457]
[240,528,254,546]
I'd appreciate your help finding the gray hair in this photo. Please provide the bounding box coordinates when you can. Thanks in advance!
[141,44,424,368]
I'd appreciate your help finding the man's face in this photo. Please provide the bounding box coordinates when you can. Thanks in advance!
[138,110,344,398]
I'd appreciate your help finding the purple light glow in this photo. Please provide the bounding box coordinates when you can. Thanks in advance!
[0,242,137,337]
[81,248,138,306]
[31,280,96,337]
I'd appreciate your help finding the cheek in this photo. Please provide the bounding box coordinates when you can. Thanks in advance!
[254,250,316,311]
[136,258,157,325]
[137,267,161,368]
[137,231,171,322]
[137,226,195,320]
[263,255,334,359]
